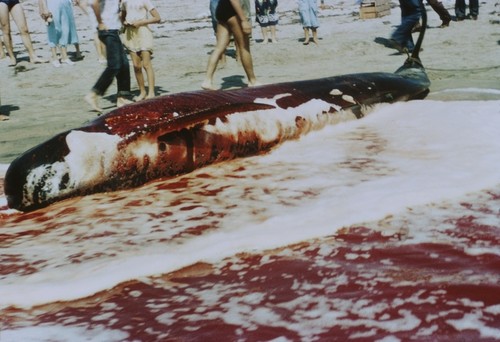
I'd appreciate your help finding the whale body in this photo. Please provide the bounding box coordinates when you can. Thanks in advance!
[4,58,430,211]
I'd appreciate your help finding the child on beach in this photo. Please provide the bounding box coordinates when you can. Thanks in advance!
[38,0,80,67]
[120,0,161,101]
[298,0,319,45]
[255,0,279,43]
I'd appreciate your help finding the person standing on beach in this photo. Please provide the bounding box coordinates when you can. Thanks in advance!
[202,0,259,90]
[121,0,161,101]
[390,0,421,53]
[38,0,80,67]
[298,0,319,45]
[0,0,47,66]
[255,0,278,43]
[85,0,132,112]
[455,0,478,21]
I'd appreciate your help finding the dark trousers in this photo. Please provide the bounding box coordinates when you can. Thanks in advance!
[92,30,131,97]
[427,0,451,21]
[392,0,421,51]
[455,0,479,18]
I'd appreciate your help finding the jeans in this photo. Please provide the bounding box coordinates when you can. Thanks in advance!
[391,0,421,51]
[92,30,130,97]
[455,0,479,18]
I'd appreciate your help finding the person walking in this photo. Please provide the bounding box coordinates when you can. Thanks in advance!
[390,0,422,53]
[121,0,161,101]
[298,0,319,45]
[0,0,47,66]
[84,0,132,112]
[455,0,478,20]
[202,0,259,90]
[255,0,278,43]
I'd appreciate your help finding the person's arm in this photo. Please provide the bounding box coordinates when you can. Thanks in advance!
[229,0,252,34]
[38,0,50,20]
[125,8,161,27]
[90,0,106,30]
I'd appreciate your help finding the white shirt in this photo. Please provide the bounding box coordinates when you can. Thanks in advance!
[90,0,122,30]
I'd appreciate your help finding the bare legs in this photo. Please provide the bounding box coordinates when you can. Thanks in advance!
[0,36,5,59]
[50,45,74,67]
[203,16,258,90]
[261,25,277,43]
[303,27,318,45]
[130,50,156,101]
[0,3,45,65]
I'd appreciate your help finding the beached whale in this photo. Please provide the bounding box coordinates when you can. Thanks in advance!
[4,7,430,212]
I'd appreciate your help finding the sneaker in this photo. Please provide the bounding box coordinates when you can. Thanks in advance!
[52,60,61,68]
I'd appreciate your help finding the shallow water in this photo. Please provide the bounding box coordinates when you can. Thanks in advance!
[1,93,499,340]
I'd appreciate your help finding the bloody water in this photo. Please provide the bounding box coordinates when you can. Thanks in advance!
[1,100,499,341]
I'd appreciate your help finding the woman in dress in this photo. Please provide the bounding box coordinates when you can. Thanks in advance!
[39,0,80,67]
[255,0,278,43]
[121,0,161,100]
[298,0,319,45]
[202,0,259,90]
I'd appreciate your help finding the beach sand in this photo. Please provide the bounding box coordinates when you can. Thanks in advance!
[0,0,499,165]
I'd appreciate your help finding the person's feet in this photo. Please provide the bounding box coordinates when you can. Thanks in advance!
[439,18,451,27]
[116,97,133,108]
[133,92,147,102]
[61,59,75,65]
[8,56,17,67]
[52,59,61,68]
[201,80,217,90]
[248,80,262,87]
[0,114,9,121]
[84,92,103,112]
[30,56,48,64]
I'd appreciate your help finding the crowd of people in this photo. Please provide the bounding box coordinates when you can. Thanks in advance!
[0,0,481,118]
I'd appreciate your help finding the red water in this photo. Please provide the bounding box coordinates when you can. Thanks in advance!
[1,187,499,341]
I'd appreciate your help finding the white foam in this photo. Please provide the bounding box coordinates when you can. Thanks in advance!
[1,100,499,309]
